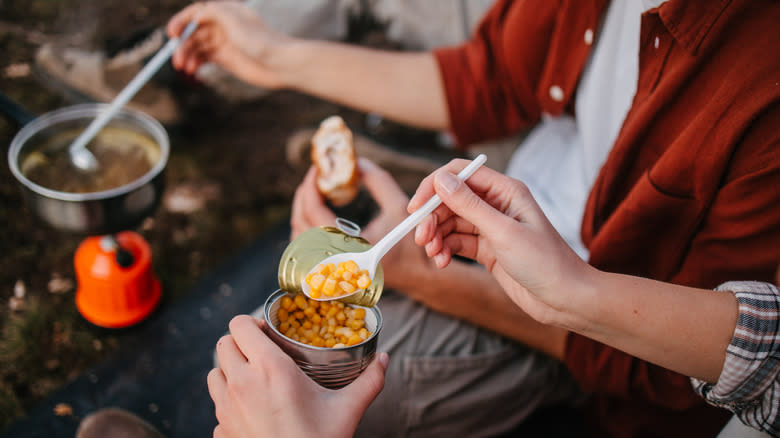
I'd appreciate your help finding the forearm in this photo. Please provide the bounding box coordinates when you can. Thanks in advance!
[401,260,568,360]
[566,269,738,383]
[271,39,450,131]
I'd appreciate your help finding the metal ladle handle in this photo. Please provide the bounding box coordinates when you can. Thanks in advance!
[68,21,199,171]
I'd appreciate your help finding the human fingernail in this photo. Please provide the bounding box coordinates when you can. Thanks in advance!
[436,171,460,194]
[407,194,418,212]
[379,352,389,370]
[358,158,377,171]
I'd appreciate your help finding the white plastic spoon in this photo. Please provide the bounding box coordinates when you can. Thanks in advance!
[302,153,487,301]
[68,21,199,172]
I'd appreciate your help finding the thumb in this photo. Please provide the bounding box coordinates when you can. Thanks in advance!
[434,171,508,235]
[342,352,388,409]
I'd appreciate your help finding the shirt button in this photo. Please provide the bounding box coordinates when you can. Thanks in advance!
[654,36,660,49]
[584,29,594,45]
[549,85,564,102]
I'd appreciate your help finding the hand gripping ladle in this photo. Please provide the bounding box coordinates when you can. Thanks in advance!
[301,154,487,301]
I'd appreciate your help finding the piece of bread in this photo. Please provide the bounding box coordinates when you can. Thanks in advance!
[311,116,360,207]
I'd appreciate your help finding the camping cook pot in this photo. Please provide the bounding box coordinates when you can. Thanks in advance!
[2,91,169,235]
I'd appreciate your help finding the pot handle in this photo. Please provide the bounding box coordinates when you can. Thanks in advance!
[0,91,36,127]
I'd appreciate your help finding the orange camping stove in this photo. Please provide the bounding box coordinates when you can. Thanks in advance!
[74,231,161,328]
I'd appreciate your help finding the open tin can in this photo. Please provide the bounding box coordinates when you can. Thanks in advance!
[278,220,384,307]
[264,289,382,389]
[269,220,384,388]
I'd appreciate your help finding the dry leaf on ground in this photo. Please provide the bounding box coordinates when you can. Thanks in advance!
[48,275,74,294]
[164,181,221,214]
[53,403,73,416]
[4,62,30,78]
[14,279,26,298]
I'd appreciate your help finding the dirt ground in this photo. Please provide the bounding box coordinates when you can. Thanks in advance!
[0,0,434,429]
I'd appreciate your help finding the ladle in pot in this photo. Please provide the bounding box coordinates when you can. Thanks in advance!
[301,154,487,301]
[68,21,198,172]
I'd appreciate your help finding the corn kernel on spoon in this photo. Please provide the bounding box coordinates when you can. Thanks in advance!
[302,154,487,301]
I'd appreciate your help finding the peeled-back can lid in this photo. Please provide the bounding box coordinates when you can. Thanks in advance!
[277,226,384,307]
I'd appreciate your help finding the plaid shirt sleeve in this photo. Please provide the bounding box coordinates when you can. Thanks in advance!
[691,281,780,437]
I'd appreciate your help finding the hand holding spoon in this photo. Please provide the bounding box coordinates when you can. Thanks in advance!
[301,154,487,301]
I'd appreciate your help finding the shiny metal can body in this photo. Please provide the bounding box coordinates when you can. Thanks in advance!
[264,289,382,389]
[277,225,384,307]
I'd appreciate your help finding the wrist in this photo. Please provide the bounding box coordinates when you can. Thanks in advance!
[266,37,315,90]
[548,264,604,333]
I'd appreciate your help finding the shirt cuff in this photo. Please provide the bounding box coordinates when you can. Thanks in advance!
[690,280,780,433]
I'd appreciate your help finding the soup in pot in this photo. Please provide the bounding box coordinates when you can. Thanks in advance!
[21,126,160,193]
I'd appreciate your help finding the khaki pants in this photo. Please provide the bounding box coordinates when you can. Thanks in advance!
[354,291,583,437]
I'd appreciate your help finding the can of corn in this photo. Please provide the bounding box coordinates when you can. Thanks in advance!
[278,221,384,307]
[264,289,382,389]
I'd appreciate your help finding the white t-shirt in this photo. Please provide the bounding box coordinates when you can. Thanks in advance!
[504,0,665,259]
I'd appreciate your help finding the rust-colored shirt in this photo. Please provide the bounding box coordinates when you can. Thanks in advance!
[434,0,780,436]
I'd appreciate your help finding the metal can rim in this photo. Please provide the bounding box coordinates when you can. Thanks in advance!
[264,289,382,351]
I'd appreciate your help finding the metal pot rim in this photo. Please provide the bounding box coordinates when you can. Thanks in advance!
[7,103,169,202]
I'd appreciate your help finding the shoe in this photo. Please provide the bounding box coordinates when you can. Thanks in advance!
[35,29,182,125]
[76,407,166,438]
